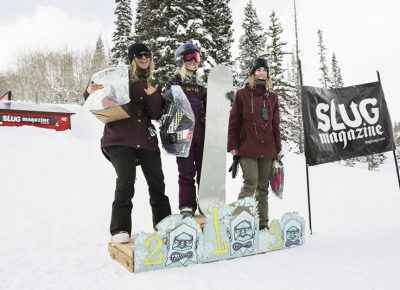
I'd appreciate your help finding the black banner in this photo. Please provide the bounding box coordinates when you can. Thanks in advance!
[301,81,395,166]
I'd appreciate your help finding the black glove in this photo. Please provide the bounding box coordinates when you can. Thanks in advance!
[228,155,240,178]
[225,90,235,102]
[162,90,174,104]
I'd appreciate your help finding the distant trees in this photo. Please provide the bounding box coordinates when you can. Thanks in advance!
[0,33,110,104]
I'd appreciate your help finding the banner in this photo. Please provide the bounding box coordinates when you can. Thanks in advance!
[301,81,395,166]
[0,102,74,131]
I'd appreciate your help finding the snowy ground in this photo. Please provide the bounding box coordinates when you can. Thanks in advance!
[1,105,399,290]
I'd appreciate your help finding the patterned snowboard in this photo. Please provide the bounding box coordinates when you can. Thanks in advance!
[198,65,233,213]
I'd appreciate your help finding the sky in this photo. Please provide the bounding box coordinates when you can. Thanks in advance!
[0,0,399,120]
[1,104,399,289]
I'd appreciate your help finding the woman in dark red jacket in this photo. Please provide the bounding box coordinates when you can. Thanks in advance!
[227,57,281,230]
[85,43,171,243]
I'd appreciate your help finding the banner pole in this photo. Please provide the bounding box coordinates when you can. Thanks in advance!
[377,70,400,190]
[298,58,313,234]
[305,164,313,234]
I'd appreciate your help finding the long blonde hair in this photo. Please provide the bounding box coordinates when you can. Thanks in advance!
[249,73,272,89]
[176,64,203,85]
[129,56,155,84]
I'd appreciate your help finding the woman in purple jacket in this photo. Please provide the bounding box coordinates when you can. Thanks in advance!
[163,43,206,218]
[85,43,171,243]
[227,57,282,230]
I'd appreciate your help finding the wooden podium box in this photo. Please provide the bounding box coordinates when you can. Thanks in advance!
[108,215,208,272]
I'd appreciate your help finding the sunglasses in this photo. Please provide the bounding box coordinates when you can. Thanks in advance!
[182,50,200,63]
[135,52,151,59]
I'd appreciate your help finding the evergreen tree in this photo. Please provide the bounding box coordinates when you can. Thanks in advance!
[292,0,304,153]
[133,0,174,83]
[111,0,133,65]
[317,29,330,88]
[330,53,344,88]
[287,50,302,152]
[266,11,294,143]
[133,0,232,83]
[91,34,108,74]
[203,0,234,66]
[237,0,267,86]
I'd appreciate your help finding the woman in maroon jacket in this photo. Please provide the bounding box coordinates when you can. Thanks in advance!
[227,57,281,230]
[163,43,206,218]
[85,43,171,243]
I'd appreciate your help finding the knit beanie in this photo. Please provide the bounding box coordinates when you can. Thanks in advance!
[128,43,151,63]
[250,58,269,76]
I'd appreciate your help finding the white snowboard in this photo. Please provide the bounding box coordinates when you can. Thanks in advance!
[198,65,233,213]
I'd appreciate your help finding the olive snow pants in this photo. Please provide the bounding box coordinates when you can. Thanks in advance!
[238,157,273,229]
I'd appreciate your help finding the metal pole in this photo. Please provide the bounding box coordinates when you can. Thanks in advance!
[298,58,313,234]
[305,164,313,234]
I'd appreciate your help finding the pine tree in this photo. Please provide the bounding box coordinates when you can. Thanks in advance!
[317,29,330,88]
[237,0,267,86]
[287,50,302,152]
[91,35,108,74]
[203,0,234,66]
[133,0,233,84]
[266,11,294,143]
[111,0,133,65]
[330,53,344,88]
[292,0,304,153]
[133,0,174,83]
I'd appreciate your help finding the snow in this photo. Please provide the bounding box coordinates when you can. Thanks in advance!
[1,104,400,290]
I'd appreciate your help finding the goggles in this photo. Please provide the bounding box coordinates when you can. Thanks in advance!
[182,50,200,63]
[135,52,151,59]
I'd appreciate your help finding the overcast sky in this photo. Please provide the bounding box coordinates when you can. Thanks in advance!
[0,0,399,120]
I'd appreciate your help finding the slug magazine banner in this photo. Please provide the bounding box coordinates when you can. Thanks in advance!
[301,81,395,166]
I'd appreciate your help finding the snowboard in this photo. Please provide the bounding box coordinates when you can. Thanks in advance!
[159,85,195,158]
[198,65,233,213]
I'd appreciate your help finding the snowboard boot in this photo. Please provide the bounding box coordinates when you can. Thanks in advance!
[259,222,269,231]
[180,207,194,218]
[111,231,130,244]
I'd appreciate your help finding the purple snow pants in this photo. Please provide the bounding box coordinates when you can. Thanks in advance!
[176,141,204,212]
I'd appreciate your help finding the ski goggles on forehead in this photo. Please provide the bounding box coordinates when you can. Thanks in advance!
[182,50,200,63]
[135,52,151,59]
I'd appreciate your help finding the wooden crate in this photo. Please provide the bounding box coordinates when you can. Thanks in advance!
[108,215,207,272]
[108,241,135,272]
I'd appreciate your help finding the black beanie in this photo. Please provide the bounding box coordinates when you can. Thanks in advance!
[250,58,269,76]
[128,43,151,63]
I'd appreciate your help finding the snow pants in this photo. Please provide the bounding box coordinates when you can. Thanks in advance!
[238,157,273,229]
[176,142,204,213]
[107,146,171,235]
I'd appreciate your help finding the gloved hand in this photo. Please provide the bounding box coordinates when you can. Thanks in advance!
[228,155,240,178]
[162,90,174,104]
[225,90,235,102]
[277,151,284,161]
